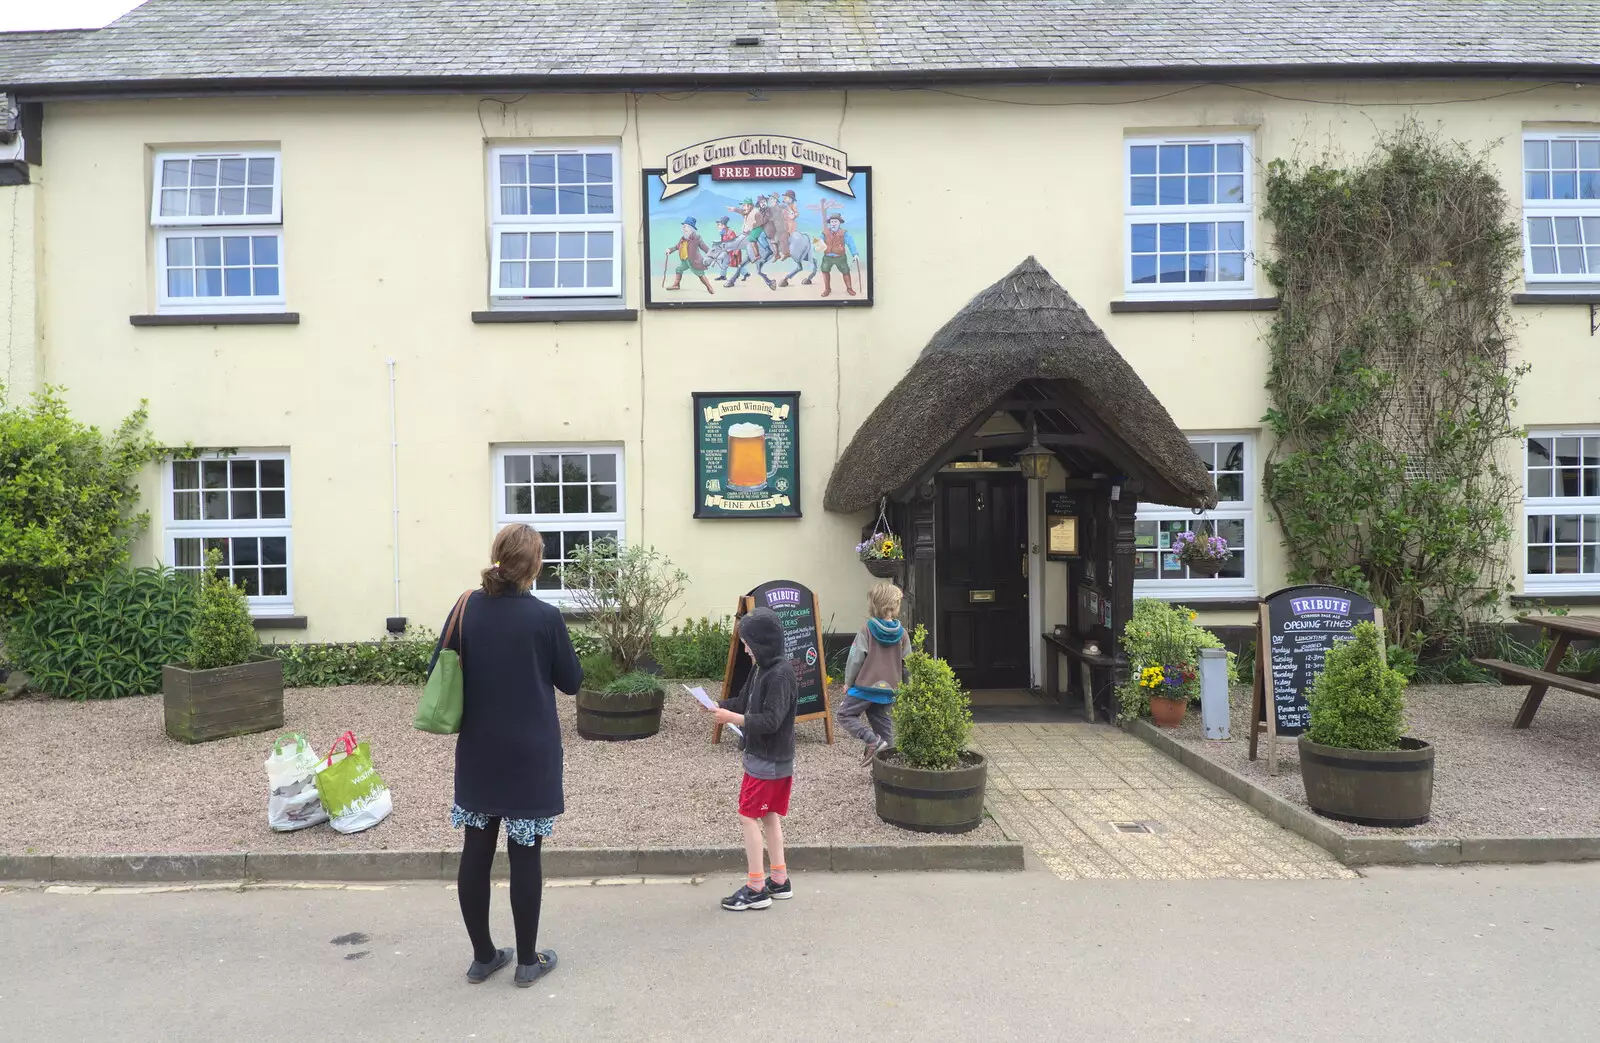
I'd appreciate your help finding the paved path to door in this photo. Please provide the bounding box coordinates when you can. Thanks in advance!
[973,722,1356,880]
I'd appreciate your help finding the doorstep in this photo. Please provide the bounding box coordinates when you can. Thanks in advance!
[1129,720,1600,866]
[0,841,1024,885]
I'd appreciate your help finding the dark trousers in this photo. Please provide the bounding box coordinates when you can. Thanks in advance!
[457,821,543,965]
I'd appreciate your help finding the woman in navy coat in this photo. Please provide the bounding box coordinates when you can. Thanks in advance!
[441,523,581,988]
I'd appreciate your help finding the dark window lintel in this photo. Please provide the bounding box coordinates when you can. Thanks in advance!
[471,309,638,324]
[131,312,299,326]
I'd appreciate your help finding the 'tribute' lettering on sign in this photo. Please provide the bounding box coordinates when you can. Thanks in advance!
[1290,596,1351,616]
[764,587,803,607]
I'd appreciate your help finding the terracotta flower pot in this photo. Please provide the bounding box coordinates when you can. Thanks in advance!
[1148,695,1187,728]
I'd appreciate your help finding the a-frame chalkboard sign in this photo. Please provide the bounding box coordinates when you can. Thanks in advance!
[712,579,835,745]
[1248,584,1383,775]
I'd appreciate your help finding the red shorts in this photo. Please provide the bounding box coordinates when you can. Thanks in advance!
[738,773,792,819]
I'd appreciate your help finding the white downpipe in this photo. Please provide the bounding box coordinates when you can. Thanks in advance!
[386,358,402,618]
[1027,478,1044,689]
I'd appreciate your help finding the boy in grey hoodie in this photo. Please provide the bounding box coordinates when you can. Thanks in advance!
[707,606,798,910]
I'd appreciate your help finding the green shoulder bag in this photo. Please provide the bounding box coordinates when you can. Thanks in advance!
[414,591,471,734]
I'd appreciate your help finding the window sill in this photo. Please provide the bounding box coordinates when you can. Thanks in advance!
[1110,298,1279,314]
[472,309,638,324]
[252,615,307,630]
[131,312,300,327]
[1511,292,1600,305]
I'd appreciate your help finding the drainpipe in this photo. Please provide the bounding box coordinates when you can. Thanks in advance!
[385,358,405,634]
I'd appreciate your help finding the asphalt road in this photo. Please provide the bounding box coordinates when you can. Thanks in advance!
[4,864,1599,1042]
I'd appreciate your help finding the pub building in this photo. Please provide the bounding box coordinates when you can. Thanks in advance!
[2,1,1595,719]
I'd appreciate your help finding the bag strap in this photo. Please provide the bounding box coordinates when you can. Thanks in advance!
[271,732,305,756]
[325,730,357,766]
[427,591,473,676]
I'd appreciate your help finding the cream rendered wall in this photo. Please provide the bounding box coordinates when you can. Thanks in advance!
[33,82,1600,643]
[1,177,41,400]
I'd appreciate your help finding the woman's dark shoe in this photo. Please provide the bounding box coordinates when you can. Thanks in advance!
[466,947,514,984]
[516,951,558,988]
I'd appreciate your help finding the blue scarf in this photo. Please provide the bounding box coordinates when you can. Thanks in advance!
[867,617,904,645]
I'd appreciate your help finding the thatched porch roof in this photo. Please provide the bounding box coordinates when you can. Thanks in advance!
[824,257,1218,513]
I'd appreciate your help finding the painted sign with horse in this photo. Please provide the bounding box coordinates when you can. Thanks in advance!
[644,134,873,309]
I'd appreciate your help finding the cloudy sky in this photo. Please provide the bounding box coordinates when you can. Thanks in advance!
[1,0,146,31]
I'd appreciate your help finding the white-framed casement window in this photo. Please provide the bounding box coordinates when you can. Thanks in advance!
[489,145,622,305]
[1523,132,1600,286]
[150,150,285,313]
[1125,135,1253,298]
[1523,431,1600,593]
[165,453,293,615]
[494,446,625,600]
[1134,435,1255,597]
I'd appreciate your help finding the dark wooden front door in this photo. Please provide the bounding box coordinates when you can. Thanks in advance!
[935,473,1029,689]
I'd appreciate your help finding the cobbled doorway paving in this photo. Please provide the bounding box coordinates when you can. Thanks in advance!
[973,722,1357,880]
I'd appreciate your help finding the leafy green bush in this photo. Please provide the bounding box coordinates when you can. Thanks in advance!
[1495,629,1600,678]
[569,627,605,661]
[653,615,733,679]
[3,566,196,699]
[603,670,666,696]
[187,553,259,669]
[1306,621,1408,751]
[892,624,973,770]
[0,387,165,610]
[1115,600,1235,721]
[268,631,436,687]
[579,652,621,691]
[565,540,687,671]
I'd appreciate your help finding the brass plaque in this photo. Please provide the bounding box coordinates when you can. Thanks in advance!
[969,590,996,603]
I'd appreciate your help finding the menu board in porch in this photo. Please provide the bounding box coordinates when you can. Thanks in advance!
[693,392,801,518]
[1248,584,1382,774]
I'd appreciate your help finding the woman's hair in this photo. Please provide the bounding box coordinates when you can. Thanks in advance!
[482,524,544,596]
[867,581,903,621]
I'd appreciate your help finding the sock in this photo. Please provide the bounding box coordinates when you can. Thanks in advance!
[747,871,764,890]
[770,863,788,885]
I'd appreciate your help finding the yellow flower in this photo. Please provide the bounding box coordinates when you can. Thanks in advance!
[1189,611,1198,622]
[881,539,896,554]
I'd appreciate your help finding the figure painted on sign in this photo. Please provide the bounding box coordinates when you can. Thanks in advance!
[712,215,743,281]
[664,217,716,294]
[724,198,776,290]
[777,231,820,288]
[819,213,859,298]
[774,189,798,260]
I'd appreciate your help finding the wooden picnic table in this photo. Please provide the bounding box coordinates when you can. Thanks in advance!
[1472,615,1600,728]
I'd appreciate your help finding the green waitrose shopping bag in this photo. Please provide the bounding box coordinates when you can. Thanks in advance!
[315,731,393,834]
[414,591,471,734]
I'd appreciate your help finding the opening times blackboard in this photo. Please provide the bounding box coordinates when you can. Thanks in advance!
[716,579,834,744]
[1250,584,1381,770]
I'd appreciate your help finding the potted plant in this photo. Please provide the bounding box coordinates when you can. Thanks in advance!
[855,531,904,579]
[871,625,987,833]
[1116,600,1232,725]
[1298,621,1433,826]
[163,552,283,744]
[1170,528,1231,577]
[1140,662,1196,728]
[565,539,687,742]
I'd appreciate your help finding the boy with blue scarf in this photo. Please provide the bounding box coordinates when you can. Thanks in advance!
[837,582,912,766]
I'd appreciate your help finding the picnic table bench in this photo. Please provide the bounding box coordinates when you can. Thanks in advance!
[1473,614,1600,728]
[1042,631,1116,722]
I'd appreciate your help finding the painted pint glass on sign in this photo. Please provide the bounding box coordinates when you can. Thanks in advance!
[727,422,769,490]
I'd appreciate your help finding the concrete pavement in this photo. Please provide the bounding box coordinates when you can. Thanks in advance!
[4,864,1599,1042]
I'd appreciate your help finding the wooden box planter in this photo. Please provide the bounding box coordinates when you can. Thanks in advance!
[163,656,285,744]
[871,749,988,834]
[1297,735,1435,827]
[575,688,665,742]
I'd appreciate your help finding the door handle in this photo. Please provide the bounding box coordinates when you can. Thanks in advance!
[1022,553,1028,579]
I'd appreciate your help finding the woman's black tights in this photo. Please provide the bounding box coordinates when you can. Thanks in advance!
[457,821,543,965]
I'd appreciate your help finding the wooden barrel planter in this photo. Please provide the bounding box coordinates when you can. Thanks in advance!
[163,656,284,744]
[575,688,665,741]
[1297,735,1435,827]
[871,749,988,834]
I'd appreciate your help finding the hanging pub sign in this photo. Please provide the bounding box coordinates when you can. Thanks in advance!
[1248,585,1383,775]
[644,134,872,309]
[1045,493,1080,561]
[693,391,801,518]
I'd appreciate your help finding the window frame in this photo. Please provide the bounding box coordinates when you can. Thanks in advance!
[1123,133,1256,301]
[1133,434,1256,599]
[492,445,627,603]
[150,148,286,314]
[487,144,625,305]
[1521,130,1600,288]
[149,149,283,228]
[163,451,294,617]
[154,228,287,313]
[1522,428,1600,595]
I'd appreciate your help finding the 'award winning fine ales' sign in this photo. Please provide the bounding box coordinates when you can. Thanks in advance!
[693,392,801,519]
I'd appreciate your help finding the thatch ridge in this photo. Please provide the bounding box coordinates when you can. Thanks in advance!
[824,257,1217,513]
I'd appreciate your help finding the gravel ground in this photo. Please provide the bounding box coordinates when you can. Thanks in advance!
[0,682,1000,855]
[1168,684,1600,837]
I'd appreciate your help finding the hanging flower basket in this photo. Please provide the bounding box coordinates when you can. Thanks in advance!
[864,557,902,579]
[856,501,906,579]
[1170,528,1230,577]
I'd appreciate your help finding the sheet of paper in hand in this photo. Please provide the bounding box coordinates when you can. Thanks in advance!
[687,685,742,737]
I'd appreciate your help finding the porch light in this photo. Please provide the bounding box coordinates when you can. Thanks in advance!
[1017,439,1053,481]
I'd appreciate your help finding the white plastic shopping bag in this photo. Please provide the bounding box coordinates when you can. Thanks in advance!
[264,732,329,832]
[315,730,394,835]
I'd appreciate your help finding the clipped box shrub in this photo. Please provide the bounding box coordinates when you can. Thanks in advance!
[3,566,197,699]
[267,630,437,687]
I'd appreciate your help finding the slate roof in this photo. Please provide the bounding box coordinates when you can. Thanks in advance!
[3,0,1598,95]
